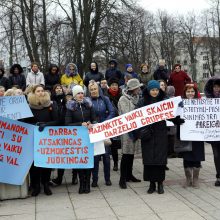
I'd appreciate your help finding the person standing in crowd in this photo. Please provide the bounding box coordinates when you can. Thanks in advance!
[107,78,122,171]
[159,79,167,93]
[105,59,123,85]
[168,64,191,97]
[65,85,96,194]
[60,63,83,87]
[100,78,108,96]
[135,80,184,194]
[26,85,58,196]
[88,81,115,187]
[124,64,139,80]
[26,63,45,87]
[180,84,205,188]
[120,73,133,91]
[204,76,220,186]
[138,63,153,85]
[118,78,142,189]
[153,59,169,82]
[9,64,26,91]
[45,64,60,91]
[0,67,11,90]
[0,86,5,96]
[84,62,104,87]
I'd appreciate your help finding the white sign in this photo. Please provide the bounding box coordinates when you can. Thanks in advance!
[89,96,182,143]
[180,98,220,141]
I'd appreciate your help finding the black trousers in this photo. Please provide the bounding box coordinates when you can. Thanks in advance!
[30,163,51,188]
[211,142,220,178]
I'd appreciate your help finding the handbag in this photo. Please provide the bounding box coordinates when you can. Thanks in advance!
[139,126,152,140]
[174,138,192,153]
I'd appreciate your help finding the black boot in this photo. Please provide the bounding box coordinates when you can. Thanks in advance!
[72,169,78,185]
[126,155,141,182]
[31,185,41,197]
[113,162,118,171]
[52,169,64,185]
[119,178,127,189]
[84,170,91,194]
[157,182,164,194]
[147,182,156,194]
[44,183,52,196]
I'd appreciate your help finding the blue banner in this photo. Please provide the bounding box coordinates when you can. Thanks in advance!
[34,126,94,169]
[0,116,34,185]
[0,95,33,120]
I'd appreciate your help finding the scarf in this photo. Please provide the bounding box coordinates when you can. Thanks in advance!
[28,92,52,109]
[108,88,119,97]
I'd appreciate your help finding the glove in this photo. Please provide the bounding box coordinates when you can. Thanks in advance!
[178,101,184,108]
[36,123,47,132]
[172,117,185,125]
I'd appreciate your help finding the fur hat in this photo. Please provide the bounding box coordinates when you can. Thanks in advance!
[147,80,160,91]
[127,78,143,91]
[72,85,84,97]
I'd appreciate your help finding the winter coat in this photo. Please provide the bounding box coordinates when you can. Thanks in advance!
[84,71,104,87]
[138,72,153,85]
[118,90,141,154]
[89,95,115,123]
[106,89,122,116]
[65,97,97,126]
[26,91,59,125]
[45,65,60,91]
[204,76,220,98]
[105,60,123,85]
[60,73,83,86]
[181,141,205,162]
[153,67,169,82]
[9,74,26,91]
[123,71,139,80]
[0,76,11,90]
[26,70,45,87]
[168,70,191,97]
[136,89,168,165]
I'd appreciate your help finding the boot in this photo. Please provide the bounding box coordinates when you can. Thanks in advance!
[31,186,41,197]
[119,178,127,189]
[157,182,164,194]
[44,183,52,196]
[113,162,118,171]
[78,171,84,194]
[84,170,91,194]
[192,167,200,188]
[215,178,220,186]
[183,168,192,188]
[52,169,64,185]
[126,155,141,182]
[147,182,156,194]
[72,170,78,185]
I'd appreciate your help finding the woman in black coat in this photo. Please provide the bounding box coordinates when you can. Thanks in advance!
[181,84,205,188]
[9,64,26,91]
[65,85,97,194]
[26,85,59,196]
[44,64,60,91]
[136,80,169,194]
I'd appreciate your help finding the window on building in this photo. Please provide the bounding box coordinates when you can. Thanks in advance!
[203,56,208,60]
[183,60,187,65]
[203,64,209,70]
[203,73,209,78]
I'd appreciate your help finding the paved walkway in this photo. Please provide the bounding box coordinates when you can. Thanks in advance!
[0,144,220,220]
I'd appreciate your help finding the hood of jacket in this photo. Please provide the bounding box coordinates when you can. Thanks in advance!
[66,97,92,111]
[65,63,78,77]
[204,76,220,98]
[28,91,52,109]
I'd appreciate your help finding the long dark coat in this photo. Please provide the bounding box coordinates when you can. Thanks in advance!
[136,89,168,165]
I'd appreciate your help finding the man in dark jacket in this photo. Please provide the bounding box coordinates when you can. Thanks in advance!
[153,59,169,82]
[105,59,123,85]
[0,67,11,90]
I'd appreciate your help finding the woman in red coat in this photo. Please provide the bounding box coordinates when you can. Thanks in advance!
[168,64,191,97]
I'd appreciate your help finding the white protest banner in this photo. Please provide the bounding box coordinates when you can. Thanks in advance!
[89,96,182,143]
[180,98,220,141]
[0,95,33,120]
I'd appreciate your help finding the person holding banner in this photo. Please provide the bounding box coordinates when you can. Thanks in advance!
[135,80,182,194]
[118,78,142,189]
[180,84,205,188]
[26,85,59,196]
[65,85,97,194]
[204,77,220,186]
[88,80,115,187]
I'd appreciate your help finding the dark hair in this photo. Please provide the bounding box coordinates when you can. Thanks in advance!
[49,64,59,74]
[31,62,39,68]
[10,64,23,74]
[173,63,181,70]
[0,67,5,75]
[183,84,198,98]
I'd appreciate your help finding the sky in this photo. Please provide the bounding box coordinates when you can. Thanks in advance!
[137,0,211,14]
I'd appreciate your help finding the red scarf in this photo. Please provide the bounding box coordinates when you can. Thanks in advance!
[108,88,119,97]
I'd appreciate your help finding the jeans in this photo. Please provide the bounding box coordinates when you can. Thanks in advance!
[92,145,111,182]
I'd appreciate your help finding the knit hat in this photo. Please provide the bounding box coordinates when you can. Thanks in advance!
[72,85,84,97]
[147,80,160,91]
[108,77,119,86]
[127,78,143,91]
[125,64,132,70]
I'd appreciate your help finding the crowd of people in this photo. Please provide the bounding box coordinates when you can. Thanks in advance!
[0,59,220,197]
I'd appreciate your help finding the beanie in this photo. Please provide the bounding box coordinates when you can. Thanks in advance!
[72,85,84,97]
[125,64,132,70]
[147,80,160,91]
